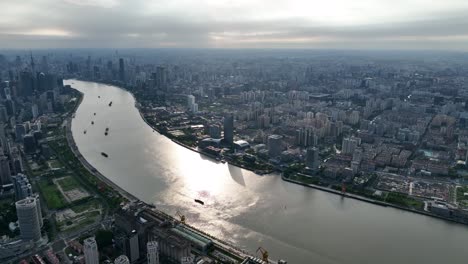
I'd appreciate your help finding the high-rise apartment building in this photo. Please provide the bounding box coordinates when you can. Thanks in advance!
[268,135,283,158]
[83,237,99,264]
[16,197,41,241]
[0,155,12,187]
[12,173,32,201]
[306,147,320,170]
[147,241,159,264]
[223,114,234,144]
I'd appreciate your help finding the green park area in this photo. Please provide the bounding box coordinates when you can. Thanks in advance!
[38,179,68,209]
[0,199,18,237]
[289,174,321,185]
[57,176,81,192]
[384,192,424,209]
[456,186,468,208]
[48,160,63,170]
[48,132,125,210]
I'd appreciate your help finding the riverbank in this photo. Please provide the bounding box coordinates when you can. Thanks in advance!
[282,175,468,226]
[133,92,273,174]
[66,90,139,203]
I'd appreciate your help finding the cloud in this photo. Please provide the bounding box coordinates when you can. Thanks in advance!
[63,0,119,8]
[1,0,468,50]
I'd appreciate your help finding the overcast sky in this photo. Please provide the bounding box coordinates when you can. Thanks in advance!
[1,0,468,50]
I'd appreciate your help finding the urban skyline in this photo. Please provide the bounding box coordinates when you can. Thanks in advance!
[3,1,468,264]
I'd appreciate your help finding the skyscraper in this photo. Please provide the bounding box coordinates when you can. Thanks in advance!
[156,66,167,91]
[33,193,43,228]
[19,71,34,97]
[0,122,6,148]
[119,58,125,82]
[223,114,234,145]
[187,95,198,113]
[147,241,159,264]
[114,255,130,264]
[12,173,32,201]
[83,237,99,264]
[268,135,283,158]
[23,134,36,154]
[15,124,26,142]
[115,230,140,263]
[342,137,361,155]
[0,155,12,187]
[16,197,41,242]
[306,147,320,171]
[32,104,39,119]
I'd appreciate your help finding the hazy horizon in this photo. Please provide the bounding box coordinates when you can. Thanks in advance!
[2,0,468,51]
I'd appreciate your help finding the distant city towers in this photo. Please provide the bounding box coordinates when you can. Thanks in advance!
[223,114,234,145]
[119,58,125,82]
[156,66,168,91]
[83,237,99,264]
[187,95,198,113]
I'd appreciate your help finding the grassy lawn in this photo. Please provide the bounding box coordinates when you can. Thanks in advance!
[385,192,423,209]
[290,174,320,185]
[57,176,80,192]
[456,186,468,208]
[38,180,67,209]
[48,160,63,169]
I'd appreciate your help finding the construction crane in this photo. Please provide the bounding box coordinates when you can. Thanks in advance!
[176,210,186,224]
[256,247,269,263]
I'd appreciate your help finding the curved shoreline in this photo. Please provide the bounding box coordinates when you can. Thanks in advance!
[70,79,468,228]
[66,82,277,262]
[134,104,273,174]
[66,90,139,203]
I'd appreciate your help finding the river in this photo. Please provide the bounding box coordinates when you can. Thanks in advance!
[67,80,468,264]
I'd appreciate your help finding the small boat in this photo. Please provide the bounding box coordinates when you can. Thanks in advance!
[84,130,87,134]
[105,127,109,131]
[194,199,204,205]
[91,121,94,125]
[108,101,113,107]
[101,152,108,158]
[98,96,101,98]
[104,132,108,136]
[94,113,96,116]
